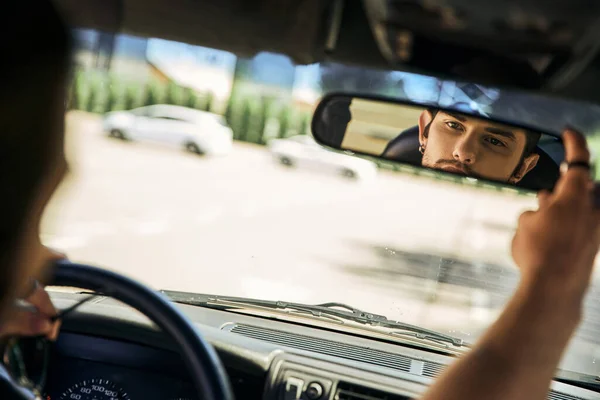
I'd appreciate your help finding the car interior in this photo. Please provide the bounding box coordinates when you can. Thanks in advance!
[10,0,600,399]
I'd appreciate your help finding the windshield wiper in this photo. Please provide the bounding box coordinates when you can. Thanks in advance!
[161,291,467,348]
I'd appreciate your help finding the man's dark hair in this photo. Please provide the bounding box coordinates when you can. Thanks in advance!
[0,1,72,316]
[523,131,542,156]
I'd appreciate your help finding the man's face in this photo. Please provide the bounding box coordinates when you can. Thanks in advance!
[419,110,539,183]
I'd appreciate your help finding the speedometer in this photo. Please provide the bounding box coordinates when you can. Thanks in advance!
[59,379,129,400]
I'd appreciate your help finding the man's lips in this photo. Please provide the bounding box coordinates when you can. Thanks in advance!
[439,165,469,175]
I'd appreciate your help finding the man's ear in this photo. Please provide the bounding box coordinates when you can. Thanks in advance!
[509,153,540,184]
[418,110,433,147]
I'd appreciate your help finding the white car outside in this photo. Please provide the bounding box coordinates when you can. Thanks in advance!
[102,104,234,156]
[267,135,378,180]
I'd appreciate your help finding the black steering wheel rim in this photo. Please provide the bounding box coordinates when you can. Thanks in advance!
[50,259,234,400]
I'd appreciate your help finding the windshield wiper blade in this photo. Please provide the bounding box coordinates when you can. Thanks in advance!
[161,291,466,348]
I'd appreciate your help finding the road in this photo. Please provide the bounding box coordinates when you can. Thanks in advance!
[41,112,600,375]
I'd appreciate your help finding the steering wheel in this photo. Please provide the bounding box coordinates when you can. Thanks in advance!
[51,259,234,400]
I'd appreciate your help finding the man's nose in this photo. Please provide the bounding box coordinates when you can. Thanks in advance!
[453,135,478,165]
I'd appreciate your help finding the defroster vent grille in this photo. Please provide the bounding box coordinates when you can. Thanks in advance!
[229,324,414,372]
[227,324,591,400]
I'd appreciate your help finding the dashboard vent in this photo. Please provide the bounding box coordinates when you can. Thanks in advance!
[228,324,591,400]
[335,381,411,400]
[421,362,445,378]
[229,324,414,372]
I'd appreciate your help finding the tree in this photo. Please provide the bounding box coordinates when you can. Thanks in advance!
[257,97,275,143]
[143,84,159,107]
[278,107,290,138]
[239,100,252,141]
[124,86,138,110]
[204,92,214,112]
[86,84,97,113]
[68,81,80,110]
[184,87,197,109]
[104,82,120,113]
[319,62,392,94]
[165,81,182,106]
[298,113,310,136]
[224,96,235,125]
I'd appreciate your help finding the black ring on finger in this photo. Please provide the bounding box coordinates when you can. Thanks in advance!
[568,161,591,170]
[560,161,592,174]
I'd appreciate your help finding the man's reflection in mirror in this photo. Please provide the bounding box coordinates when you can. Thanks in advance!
[383,108,542,185]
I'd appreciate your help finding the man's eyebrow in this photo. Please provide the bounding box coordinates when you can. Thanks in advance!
[441,111,467,122]
[440,111,518,141]
[484,127,517,141]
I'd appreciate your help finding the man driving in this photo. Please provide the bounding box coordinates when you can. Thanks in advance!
[382,108,545,185]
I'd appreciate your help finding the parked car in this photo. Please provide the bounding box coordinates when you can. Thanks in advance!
[267,135,378,180]
[102,104,234,156]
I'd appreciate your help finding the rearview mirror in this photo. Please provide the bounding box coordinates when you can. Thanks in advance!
[312,94,566,191]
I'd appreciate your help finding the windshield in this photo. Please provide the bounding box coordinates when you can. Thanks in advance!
[45,29,600,379]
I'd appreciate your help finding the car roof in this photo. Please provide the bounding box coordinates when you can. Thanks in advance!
[56,0,600,105]
[138,105,215,120]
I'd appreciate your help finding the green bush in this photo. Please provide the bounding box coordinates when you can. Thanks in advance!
[104,81,121,113]
[298,113,310,136]
[67,81,80,111]
[277,107,291,138]
[227,96,265,142]
[238,101,253,141]
[256,98,274,144]
[124,86,140,110]
[165,81,183,106]
[283,108,302,137]
[143,82,161,107]
[226,99,244,139]
[183,88,198,109]
[244,99,270,144]
[68,69,85,110]
[86,82,98,113]
[204,92,214,112]
[224,93,237,126]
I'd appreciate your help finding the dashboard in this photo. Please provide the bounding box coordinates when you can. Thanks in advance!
[38,291,600,400]
[45,334,196,400]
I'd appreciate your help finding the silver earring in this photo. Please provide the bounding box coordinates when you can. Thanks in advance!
[419,144,425,154]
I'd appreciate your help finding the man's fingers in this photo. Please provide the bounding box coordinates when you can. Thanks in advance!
[537,190,551,209]
[25,283,57,317]
[563,128,591,165]
[517,210,535,228]
[26,285,61,340]
[555,129,592,200]
[0,307,52,337]
[18,281,61,340]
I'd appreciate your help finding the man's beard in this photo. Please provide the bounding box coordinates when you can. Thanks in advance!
[422,152,485,181]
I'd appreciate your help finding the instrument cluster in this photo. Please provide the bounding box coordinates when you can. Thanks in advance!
[43,333,196,400]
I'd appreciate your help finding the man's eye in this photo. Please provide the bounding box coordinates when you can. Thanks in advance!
[445,121,463,130]
[486,137,507,147]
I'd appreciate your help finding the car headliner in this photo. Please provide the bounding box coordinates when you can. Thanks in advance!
[51,0,600,105]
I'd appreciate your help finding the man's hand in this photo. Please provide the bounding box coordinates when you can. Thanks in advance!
[512,129,600,300]
[422,128,600,400]
[0,247,65,340]
[0,282,60,340]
